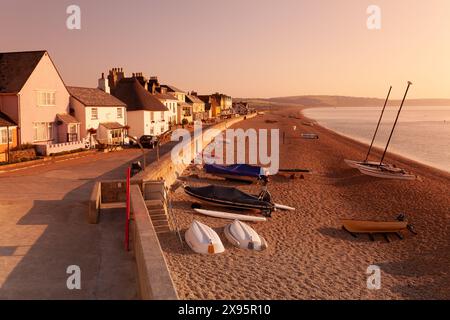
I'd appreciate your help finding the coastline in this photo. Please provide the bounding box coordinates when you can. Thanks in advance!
[160,106,450,300]
[299,106,450,181]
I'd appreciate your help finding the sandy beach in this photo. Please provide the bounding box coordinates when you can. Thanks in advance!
[159,106,450,300]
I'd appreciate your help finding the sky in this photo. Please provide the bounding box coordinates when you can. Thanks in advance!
[1,0,450,99]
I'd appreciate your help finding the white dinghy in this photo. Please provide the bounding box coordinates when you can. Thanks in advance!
[185,220,225,254]
[356,82,415,180]
[194,208,267,222]
[344,159,384,169]
[224,220,268,251]
[356,163,416,180]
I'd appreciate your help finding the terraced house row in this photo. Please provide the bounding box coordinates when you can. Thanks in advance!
[0,50,235,162]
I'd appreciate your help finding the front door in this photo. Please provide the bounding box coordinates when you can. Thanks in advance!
[67,124,79,142]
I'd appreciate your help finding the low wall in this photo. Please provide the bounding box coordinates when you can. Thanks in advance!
[35,140,86,156]
[130,185,178,300]
[100,179,143,204]
[88,181,101,224]
[134,114,255,185]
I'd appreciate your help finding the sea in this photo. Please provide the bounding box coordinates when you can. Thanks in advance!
[303,106,450,173]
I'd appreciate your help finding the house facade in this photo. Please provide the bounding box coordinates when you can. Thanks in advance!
[154,92,178,127]
[68,84,127,146]
[177,102,193,124]
[186,92,207,121]
[198,94,221,118]
[109,76,169,138]
[0,111,17,162]
[0,50,84,155]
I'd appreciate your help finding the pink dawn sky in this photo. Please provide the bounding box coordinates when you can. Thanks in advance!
[1,0,449,99]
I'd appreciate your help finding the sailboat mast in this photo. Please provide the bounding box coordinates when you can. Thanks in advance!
[379,81,412,166]
[364,86,392,162]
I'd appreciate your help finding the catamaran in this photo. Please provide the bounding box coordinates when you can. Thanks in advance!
[355,81,416,180]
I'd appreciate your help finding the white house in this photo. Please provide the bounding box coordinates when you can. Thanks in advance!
[67,84,127,146]
[111,78,168,138]
[0,50,85,155]
[154,92,178,126]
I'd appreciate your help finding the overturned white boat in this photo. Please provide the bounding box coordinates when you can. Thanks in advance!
[185,220,225,254]
[356,163,416,181]
[224,220,268,251]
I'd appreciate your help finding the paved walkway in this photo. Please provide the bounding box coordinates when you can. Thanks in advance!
[0,143,176,299]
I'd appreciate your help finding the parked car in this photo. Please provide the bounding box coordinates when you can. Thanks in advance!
[139,135,158,148]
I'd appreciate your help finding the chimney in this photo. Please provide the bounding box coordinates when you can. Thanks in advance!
[98,73,110,94]
[117,67,124,82]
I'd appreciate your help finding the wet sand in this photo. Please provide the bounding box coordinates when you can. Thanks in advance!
[160,107,450,300]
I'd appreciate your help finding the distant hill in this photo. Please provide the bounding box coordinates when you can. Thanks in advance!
[237,95,450,109]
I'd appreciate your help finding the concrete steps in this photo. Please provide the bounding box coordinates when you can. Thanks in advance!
[146,201,171,234]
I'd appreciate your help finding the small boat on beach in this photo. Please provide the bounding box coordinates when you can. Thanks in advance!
[185,220,225,254]
[203,163,268,183]
[184,184,275,216]
[193,208,267,222]
[224,220,268,251]
[356,163,416,180]
[341,214,417,242]
[348,82,416,181]
[301,133,319,139]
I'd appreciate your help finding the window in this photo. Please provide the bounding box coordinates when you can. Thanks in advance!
[0,127,14,144]
[33,122,53,142]
[91,108,98,120]
[111,129,122,139]
[117,108,123,119]
[37,91,56,106]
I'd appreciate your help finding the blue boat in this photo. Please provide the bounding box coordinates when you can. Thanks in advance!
[203,163,267,182]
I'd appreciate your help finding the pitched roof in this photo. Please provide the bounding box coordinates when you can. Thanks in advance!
[100,122,125,130]
[67,86,126,107]
[186,94,204,104]
[0,50,46,93]
[161,84,185,94]
[56,113,79,124]
[0,111,16,127]
[154,92,178,101]
[113,78,168,112]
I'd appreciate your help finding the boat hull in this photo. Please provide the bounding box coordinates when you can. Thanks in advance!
[341,219,408,233]
[224,220,267,251]
[194,208,267,222]
[184,185,274,213]
[185,220,225,254]
[344,159,382,169]
[356,164,416,180]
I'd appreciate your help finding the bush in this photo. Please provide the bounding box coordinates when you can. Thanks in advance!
[10,143,34,151]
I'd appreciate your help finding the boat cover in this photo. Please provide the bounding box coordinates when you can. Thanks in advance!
[204,164,263,178]
[185,185,273,209]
